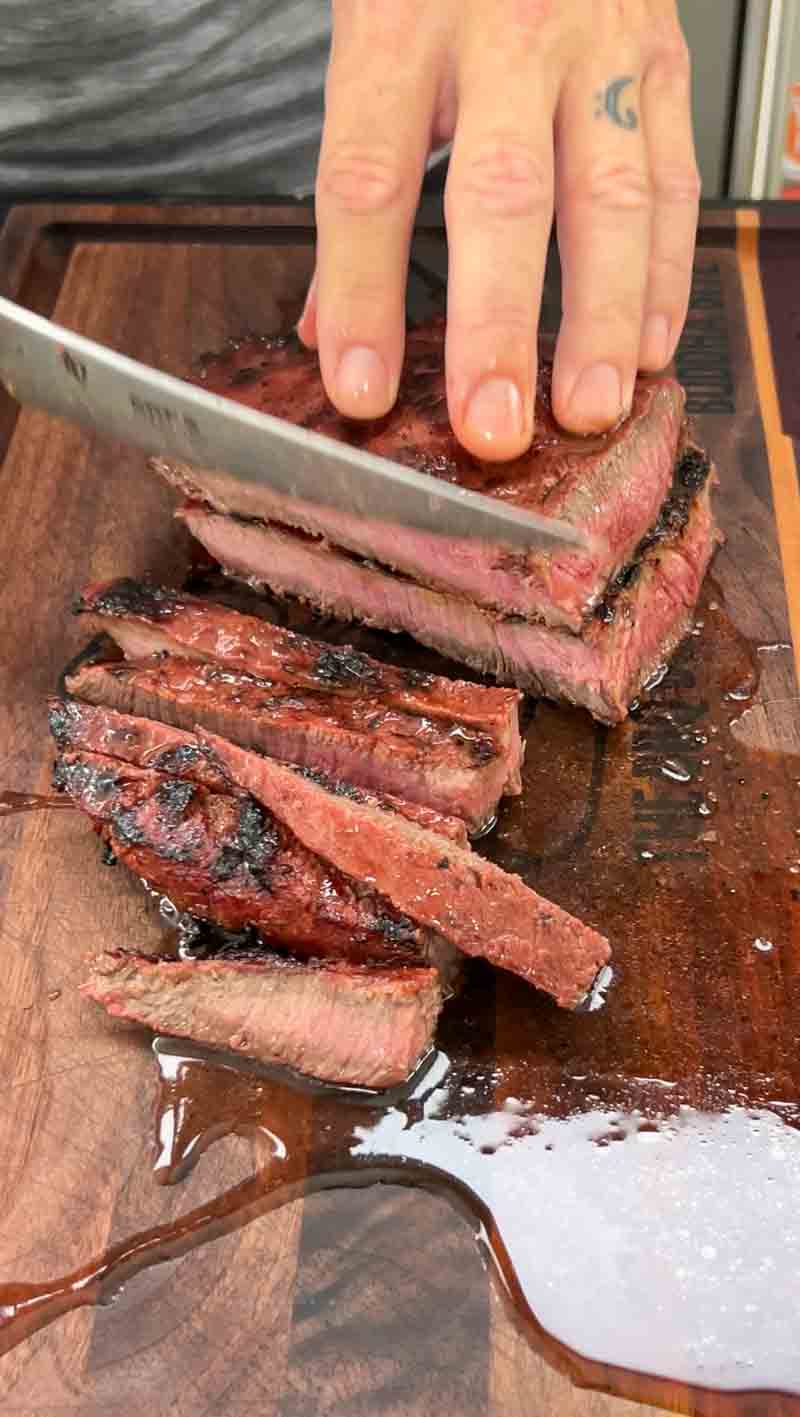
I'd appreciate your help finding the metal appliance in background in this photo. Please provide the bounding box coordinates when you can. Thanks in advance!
[678,0,800,201]
[728,0,800,199]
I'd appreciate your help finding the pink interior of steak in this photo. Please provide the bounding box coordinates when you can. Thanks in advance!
[81,947,442,1089]
[198,729,611,1008]
[75,577,524,822]
[150,319,686,630]
[50,694,469,847]
[180,469,721,724]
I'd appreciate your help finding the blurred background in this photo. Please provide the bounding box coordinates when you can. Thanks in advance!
[0,0,796,204]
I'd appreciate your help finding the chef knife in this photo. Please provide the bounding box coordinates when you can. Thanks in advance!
[0,294,592,552]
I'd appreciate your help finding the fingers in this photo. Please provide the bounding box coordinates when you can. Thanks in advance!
[444,16,560,460]
[297,269,318,349]
[552,59,652,433]
[638,16,700,370]
[314,4,448,419]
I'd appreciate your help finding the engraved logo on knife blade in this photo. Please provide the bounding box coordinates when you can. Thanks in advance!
[130,394,200,441]
[61,349,87,385]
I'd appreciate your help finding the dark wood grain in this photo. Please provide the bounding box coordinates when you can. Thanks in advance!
[0,205,798,1417]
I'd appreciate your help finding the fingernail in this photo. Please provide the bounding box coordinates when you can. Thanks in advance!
[642,313,672,368]
[465,377,525,447]
[567,363,623,430]
[336,346,390,416]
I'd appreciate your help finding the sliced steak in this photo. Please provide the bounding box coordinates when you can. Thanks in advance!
[197,730,610,1008]
[69,590,521,829]
[48,694,230,793]
[75,577,522,746]
[181,470,721,724]
[49,696,469,846]
[81,947,442,1088]
[53,749,434,966]
[152,320,686,631]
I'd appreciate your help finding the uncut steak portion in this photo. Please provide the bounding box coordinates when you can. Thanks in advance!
[182,466,721,725]
[198,730,610,1009]
[49,696,469,847]
[81,948,442,1088]
[152,320,686,631]
[72,580,523,829]
[53,750,435,966]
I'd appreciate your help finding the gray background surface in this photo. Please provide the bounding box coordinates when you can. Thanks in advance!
[0,0,744,198]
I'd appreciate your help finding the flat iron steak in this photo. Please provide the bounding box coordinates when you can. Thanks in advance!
[152,318,686,632]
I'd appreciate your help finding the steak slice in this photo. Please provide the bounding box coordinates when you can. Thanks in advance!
[75,577,522,747]
[81,947,442,1088]
[48,694,231,793]
[152,320,686,631]
[181,472,721,724]
[49,695,469,846]
[54,749,434,966]
[197,730,610,1009]
[71,581,523,829]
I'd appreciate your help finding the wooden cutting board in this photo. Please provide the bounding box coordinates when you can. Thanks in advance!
[0,202,799,1417]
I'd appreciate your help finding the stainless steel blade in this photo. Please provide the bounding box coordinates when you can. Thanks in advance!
[0,295,592,552]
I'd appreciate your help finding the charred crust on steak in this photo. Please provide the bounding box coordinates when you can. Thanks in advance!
[48,698,82,748]
[154,778,195,823]
[111,807,149,847]
[312,644,380,687]
[76,578,182,622]
[376,913,420,947]
[594,446,713,624]
[677,447,711,492]
[179,919,268,961]
[149,743,206,776]
[235,797,280,883]
[298,766,367,801]
[53,756,118,802]
[209,844,244,883]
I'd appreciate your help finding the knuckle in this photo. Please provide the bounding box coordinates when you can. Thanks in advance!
[649,27,692,91]
[581,159,652,212]
[562,292,641,332]
[647,246,693,284]
[449,139,552,220]
[318,143,408,216]
[654,161,702,205]
[454,311,536,346]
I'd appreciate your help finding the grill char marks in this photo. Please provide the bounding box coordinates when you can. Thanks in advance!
[48,695,231,793]
[54,748,431,965]
[151,318,687,631]
[594,445,714,621]
[74,579,523,828]
[80,948,443,1089]
[197,729,611,1009]
[51,696,470,848]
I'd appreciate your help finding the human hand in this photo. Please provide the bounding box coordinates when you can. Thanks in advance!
[298,0,700,461]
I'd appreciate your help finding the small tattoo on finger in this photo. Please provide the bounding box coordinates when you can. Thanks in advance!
[594,76,639,130]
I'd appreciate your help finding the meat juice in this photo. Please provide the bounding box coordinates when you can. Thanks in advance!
[1,581,799,1414]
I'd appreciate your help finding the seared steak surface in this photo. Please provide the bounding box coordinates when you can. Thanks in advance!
[153,319,687,630]
[73,578,523,829]
[199,730,610,1009]
[54,749,432,965]
[50,696,469,846]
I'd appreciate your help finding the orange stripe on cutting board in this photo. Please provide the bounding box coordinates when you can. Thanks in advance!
[736,208,800,681]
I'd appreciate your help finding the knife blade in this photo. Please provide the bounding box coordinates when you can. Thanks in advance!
[0,294,591,553]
